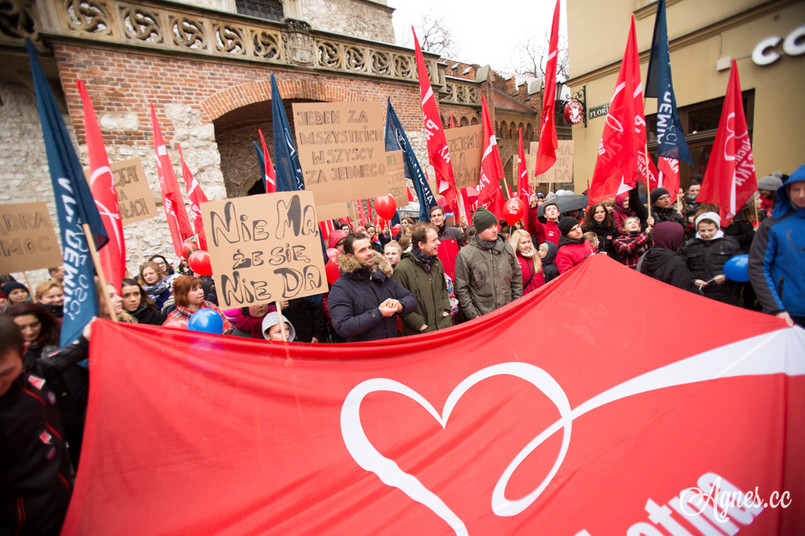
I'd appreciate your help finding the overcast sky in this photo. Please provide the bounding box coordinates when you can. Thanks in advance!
[387,0,567,73]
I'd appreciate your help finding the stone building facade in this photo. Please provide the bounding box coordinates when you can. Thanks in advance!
[0,0,542,283]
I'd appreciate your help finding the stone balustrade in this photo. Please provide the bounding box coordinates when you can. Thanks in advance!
[1,0,480,105]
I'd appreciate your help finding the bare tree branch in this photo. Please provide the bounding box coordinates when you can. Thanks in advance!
[510,31,569,82]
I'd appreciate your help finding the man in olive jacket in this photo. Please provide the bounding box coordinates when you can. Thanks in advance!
[393,223,452,336]
[454,208,522,320]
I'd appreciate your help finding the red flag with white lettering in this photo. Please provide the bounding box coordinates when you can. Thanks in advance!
[517,128,533,208]
[258,128,277,194]
[697,60,757,227]
[177,143,209,251]
[413,27,458,214]
[478,96,506,218]
[589,17,648,205]
[77,80,125,292]
[534,0,561,176]
[150,104,193,258]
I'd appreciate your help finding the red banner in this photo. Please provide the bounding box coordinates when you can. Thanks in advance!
[149,104,193,257]
[413,27,458,214]
[589,17,648,205]
[534,0,561,176]
[698,59,757,227]
[63,256,804,535]
[77,80,125,292]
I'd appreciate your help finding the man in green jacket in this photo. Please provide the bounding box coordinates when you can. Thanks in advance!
[454,208,523,320]
[393,223,453,336]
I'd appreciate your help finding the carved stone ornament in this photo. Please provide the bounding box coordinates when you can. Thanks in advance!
[283,18,314,66]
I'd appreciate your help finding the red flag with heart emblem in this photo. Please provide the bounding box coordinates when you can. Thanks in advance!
[413,27,458,215]
[63,255,804,535]
[477,96,506,218]
[697,59,757,227]
[77,80,125,292]
[150,104,193,257]
[589,17,648,205]
[177,143,209,251]
[534,0,561,176]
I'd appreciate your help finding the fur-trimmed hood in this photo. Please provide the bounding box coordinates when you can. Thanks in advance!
[338,251,393,278]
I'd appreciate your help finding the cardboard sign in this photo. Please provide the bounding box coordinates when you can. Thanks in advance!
[0,202,63,273]
[293,103,388,220]
[110,158,158,224]
[385,150,407,207]
[445,125,483,189]
[527,140,574,183]
[201,191,327,308]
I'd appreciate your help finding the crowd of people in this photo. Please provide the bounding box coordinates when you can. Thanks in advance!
[1,163,803,533]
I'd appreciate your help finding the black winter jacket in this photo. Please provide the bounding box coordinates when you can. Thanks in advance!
[328,252,417,342]
[638,248,699,294]
[681,236,741,305]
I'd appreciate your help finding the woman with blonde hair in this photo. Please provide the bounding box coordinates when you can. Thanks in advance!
[35,279,65,318]
[508,229,544,294]
[138,260,171,310]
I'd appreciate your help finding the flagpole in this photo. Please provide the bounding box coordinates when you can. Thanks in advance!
[275,301,287,342]
[83,223,118,322]
[23,272,36,302]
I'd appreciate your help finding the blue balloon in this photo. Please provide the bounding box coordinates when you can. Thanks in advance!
[187,308,224,334]
[723,254,750,282]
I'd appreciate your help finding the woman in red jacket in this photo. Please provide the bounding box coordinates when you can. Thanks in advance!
[508,229,545,294]
[555,217,596,274]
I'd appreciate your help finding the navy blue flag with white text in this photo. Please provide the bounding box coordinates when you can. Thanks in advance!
[27,39,108,347]
[253,141,268,194]
[271,74,305,192]
[385,99,437,222]
[644,0,692,165]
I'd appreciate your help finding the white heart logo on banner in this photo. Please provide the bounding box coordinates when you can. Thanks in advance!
[340,329,802,535]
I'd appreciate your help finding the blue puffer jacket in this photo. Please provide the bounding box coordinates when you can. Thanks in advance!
[748,165,805,317]
[328,251,417,342]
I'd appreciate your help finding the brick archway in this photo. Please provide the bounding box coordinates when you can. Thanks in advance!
[201,79,365,121]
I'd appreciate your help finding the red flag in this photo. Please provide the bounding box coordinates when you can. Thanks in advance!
[534,0,561,176]
[366,198,374,222]
[656,156,680,200]
[177,143,209,251]
[449,113,455,129]
[477,96,506,218]
[698,59,757,226]
[258,128,276,194]
[407,185,414,203]
[77,81,125,292]
[413,27,458,214]
[517,128,533,208]
[589,17,648,205]
[150,104,193,258]
[356,200,367,226]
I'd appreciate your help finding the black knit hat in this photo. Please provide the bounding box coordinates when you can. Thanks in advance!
[472,208,497,234]
[558,217,579,236]
[651,187,670,205]
[1,281,28,298]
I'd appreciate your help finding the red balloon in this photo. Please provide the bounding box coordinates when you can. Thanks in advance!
[326,247,339,261]
[325,259,340,285]
[182,240,198,259]
[503,198,526,226]
[374,194,397,220]
[188,250,213,276]
[392,224,402,235]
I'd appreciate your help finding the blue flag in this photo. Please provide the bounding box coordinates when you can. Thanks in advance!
[271,74,305,191]
[385,99,437,222]
[644,0,692,165]
[27,39,108,347]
